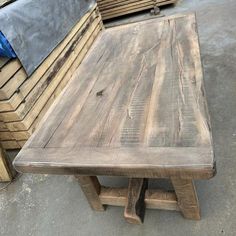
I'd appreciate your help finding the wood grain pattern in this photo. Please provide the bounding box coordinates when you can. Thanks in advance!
[0,143,17,183]
[0,5,97,102]
[98,0,176,20]
[99,187,179,210]
[4,20,102,131]
[0,8,99,113]
[145,189,179,211]
[0,14,101,123]
[75,176,105,211]
[171,178,200,220]
[14,14,215,180]
[6,23,101,138]
[0,59,21,88]
[124,178,148,224]
[0,145,15,182]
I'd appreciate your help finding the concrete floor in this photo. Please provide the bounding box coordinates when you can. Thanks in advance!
[1,0,236,235]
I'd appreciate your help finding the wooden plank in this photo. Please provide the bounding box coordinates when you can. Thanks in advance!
[145,189,179,211]
[14,14,215,180]
[0,68,26,100]
[1,140,21,149]
[100,187,128,206]
[0,57,10,69]
[0,130,15,141]
[99,187,179,210]
[99,0,175,19]
[14,147,215,179]
[124,178,148,224]
[0,14,101,122]
[4,19,102,130]
[17,140,26,147]
[0,23,102,142]
[102,6,153,20]
[171,178,200,220]
[0,59,21,88]
[75,176,105,211]
[101,1,174,19]
[13,24,101,142]
[98,0,173,12]
[99,0,154,11]
[0,5,98,107]
[36,14,209,149]
[0,145,15,181]
[0,121,8,131]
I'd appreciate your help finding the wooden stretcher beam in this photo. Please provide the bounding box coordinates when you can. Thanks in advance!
[99,186,179,211]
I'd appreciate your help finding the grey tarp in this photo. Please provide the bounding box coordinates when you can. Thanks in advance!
[0,0,96,75]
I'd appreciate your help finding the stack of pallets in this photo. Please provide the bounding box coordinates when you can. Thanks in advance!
[97,0,177,20]
[0,5,103,149]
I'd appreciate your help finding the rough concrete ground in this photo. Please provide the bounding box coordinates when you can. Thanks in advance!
[1,0,236,235]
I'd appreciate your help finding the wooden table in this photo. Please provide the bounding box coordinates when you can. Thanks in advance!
[14,13,216,224]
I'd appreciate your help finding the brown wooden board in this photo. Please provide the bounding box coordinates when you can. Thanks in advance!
[14,14,215,180]
[0,57,10,69]
[0,59,21,89]
[98,0,176,20]
[0,145,15,181]
[1,140,21,149]
[0,5,98,106]
[0,13,101,122]
[0,22,102,143]
[3,18,102,131]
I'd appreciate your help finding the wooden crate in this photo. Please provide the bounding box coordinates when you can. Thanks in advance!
[0,5,104,149]
[97,0,176,20]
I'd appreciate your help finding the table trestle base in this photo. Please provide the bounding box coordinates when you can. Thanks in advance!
[76,175,200,224]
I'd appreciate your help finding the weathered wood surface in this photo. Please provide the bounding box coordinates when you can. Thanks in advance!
[0,8,99,109]
[0,5,98,101]
[97,0,176,20]
[0,6,103,149]
[75,176,105,211]
[0,21,102,144]
[0,145,16,181]
[124,178,148,224]
[99,187,179,210]
[171,178,200,219]
[0,15,102,123]
[14,14,215,179]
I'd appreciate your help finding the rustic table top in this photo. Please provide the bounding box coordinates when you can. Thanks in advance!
[14,13,215,179]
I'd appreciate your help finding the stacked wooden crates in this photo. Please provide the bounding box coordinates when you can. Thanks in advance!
[97,0,177,20]
[0,5,103,149]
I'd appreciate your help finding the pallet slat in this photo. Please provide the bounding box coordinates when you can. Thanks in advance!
[98,0,176,20]
[0,6,103,149]
[1,23,102,142]
[0,13,101,122]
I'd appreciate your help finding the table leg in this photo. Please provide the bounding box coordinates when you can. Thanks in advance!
[171,178,200,220]
[75,176,105,211]
[124,178,148,224]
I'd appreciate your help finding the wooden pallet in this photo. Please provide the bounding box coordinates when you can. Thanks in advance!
[97,0,176,20]
[0,5,103,149]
